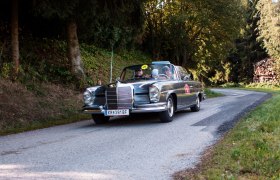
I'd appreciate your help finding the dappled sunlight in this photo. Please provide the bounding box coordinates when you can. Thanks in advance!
[0,164,121,180]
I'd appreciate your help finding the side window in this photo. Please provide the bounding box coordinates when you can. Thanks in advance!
[174,66,183,80]
[170,65,176,80]
[179,67,186,80]
[179,67,191,81]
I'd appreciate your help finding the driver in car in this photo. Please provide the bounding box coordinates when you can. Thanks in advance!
[134,69,144,78]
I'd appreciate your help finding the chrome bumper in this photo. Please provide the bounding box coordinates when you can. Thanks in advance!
[82,102,167,115]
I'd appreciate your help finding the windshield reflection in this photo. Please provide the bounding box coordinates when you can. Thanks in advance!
[120,64,174,82]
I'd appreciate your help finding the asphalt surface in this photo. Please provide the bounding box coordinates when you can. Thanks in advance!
[0,89,269,180]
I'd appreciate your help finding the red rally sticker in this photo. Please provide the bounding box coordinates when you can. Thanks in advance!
[184,84,191,94]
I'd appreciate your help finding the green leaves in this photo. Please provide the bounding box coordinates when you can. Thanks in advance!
[231,0,268,83]
[257,0,280,75]
[33,0,80,20]
[143,0,246,85]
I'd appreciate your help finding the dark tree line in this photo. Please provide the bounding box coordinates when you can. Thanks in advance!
[0,0,146,82]
[0,0,277,85]
[229,0,268,83]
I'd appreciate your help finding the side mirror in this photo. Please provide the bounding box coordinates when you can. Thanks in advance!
[183,74,191,81]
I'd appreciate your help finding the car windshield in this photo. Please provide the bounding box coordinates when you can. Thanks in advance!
[120,64,175,82]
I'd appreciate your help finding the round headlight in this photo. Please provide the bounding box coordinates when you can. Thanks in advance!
[83,90,94,105]
[149,85,160,102]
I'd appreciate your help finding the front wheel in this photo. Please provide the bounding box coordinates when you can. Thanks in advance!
[159,96,174,123]
[92,114,110,124]
[190,96,200,112]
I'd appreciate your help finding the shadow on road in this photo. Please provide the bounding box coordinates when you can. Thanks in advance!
[78,113,159,129]
[79,109,194,129]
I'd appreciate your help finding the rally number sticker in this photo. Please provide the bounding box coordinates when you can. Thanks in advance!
[184,84,191,94]
[141,64,148,70]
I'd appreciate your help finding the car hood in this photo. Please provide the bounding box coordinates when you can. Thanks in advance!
[88,80,158,95]
[127,81,157,94]
[110,80,157,94]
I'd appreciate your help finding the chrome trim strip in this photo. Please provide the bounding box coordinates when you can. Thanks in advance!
[131,106,167,113]
[83,109,103,114]
[134,102,166,107]
[82,102,167,114]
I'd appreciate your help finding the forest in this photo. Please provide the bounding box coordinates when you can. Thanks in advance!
[2,2,280,180]
[0,0,279,86]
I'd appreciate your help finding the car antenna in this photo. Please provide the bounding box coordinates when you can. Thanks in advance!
[110,45,114,83]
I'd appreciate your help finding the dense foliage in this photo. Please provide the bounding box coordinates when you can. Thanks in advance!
[0,0,278,86]
[143,0,247,84]
[0,0,147,86]
[229,0,268,83]
[257,0,280,75]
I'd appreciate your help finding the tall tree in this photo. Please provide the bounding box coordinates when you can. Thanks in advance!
[34,0,89,81]
[34,0,146,81]
[143,0,246,84]
[67,19,84,80]
[11,0,19,78]
[84,0,146,50]
[235,0,267,82]
[257,0,280,75]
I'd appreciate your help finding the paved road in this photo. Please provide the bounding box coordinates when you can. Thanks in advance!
[0,89,269,180]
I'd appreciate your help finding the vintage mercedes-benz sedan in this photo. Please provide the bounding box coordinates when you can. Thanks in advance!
[82,61,204,124]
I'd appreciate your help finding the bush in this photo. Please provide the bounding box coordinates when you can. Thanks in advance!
[0,38,152,88]
[220,82,244,88]
[245,82,280,89]
[81,44,151,86]
[0,62,13,79]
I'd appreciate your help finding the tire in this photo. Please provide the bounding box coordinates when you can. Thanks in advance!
[159,96,175,123]
[92,114,110,124]
[190,96,200,112]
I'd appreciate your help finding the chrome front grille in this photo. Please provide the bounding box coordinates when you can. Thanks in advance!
[106,86,133,109]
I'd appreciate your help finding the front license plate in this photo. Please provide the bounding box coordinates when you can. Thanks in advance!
[105,109,129,116]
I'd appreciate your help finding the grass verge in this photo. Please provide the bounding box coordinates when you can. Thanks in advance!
[0,114,91,136]
[0,79,92,136]
[204,88,224,98]
[174,88,280,179]
[0,39,152,136]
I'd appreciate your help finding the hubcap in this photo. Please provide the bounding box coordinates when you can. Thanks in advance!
[167,98,174,117]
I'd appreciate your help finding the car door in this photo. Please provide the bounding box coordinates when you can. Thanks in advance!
[171,66,185,110]
[178,66,197,107]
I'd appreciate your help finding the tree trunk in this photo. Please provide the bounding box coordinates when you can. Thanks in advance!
[11,0,19,78]
[66,19,85,81]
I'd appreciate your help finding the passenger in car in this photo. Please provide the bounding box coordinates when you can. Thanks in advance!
[151,69,159,79]
[162,66,172,79]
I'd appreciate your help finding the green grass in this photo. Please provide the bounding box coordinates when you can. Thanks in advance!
[0,39,152,136]
[177,88,280,179]
[81,44,151,86]
[204,88,224,98]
